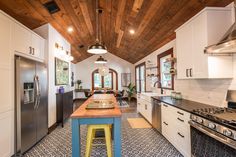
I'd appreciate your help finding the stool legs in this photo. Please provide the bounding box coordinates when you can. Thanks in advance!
[85,126,93,157]
[104,126,112,157]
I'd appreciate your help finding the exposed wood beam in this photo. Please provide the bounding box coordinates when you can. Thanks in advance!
[78,0,94,36]
[116,30,124,47]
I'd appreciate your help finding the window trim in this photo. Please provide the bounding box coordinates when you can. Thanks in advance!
[157,48,174,90]
[91,68,118,90]
[135,62,146,93]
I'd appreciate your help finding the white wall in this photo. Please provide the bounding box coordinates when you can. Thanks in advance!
[34,24,74,127]
[75,53,135,92]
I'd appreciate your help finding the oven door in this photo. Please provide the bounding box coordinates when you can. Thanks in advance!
[189,121,236,157]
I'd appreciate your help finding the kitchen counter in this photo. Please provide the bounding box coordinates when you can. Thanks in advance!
[152,96,214,113]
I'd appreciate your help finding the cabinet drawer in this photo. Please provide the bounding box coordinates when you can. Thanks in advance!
[175,127,191,157]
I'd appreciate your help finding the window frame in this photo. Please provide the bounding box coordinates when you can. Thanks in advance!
[157,48,174,90]
[92,68,118,90]
[135,62,146,93]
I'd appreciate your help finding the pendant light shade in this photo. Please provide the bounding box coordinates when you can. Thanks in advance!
[87,0,107,54]
[95,56,107,64]
[88,43,107,54]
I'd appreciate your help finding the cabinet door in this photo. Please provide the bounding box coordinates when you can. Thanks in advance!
[0,12,13,113]
[176,23,193,79]
[192,12,208,78]
[31,33,42,58]
[0,111,14,157]
[13,22,31,55]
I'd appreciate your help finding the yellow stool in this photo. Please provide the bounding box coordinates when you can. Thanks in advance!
[85,124,112,157]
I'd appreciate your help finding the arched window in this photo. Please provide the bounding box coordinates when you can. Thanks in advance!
[92,68,118,90]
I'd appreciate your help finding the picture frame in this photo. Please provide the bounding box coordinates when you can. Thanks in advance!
[121,73,131,87]
[55,57,69,85]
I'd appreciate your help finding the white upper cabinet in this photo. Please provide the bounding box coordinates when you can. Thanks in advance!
[13,21,45,62]
[176,8,233,79]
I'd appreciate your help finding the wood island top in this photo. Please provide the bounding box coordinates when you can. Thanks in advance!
[71,94,122,119]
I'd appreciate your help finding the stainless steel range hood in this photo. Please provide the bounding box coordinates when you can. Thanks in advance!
[204,1,236,54]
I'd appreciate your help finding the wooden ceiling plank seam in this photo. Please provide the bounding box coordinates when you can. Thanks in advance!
[116,30,124,47]
[78,0,94,36]
[115,0,126,33]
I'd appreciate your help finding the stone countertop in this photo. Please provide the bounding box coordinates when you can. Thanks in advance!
[152,96,214,113]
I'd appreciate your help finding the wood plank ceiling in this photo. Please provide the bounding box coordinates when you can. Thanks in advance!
[0,0,233,63]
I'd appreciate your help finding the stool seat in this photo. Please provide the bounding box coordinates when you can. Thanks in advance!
[85,124,112,157]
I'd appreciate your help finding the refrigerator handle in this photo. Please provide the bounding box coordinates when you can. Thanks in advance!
[36,76,41,109]
[34,76,38,109]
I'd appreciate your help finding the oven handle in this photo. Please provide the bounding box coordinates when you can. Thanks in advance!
[189,120,236,150]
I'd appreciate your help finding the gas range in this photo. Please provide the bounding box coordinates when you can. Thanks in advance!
[189,107,236,149]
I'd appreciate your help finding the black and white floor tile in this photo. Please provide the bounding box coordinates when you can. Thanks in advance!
[24,113,183,157]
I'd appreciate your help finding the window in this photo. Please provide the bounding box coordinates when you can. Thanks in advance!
[92,69,118,90]
[157,48,174,89]
[135,62,146,93]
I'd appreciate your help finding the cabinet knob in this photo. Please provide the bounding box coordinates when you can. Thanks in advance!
[177,117,184,122]
[163,122,168,126]
[189,68,193,77]
[177,111,184,115]
[32,48,35,55]
[29,47,32,54]
[145,104,147,110]
[186,69,189,77]
[178,132,185,138]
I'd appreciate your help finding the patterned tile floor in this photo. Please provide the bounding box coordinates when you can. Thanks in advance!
[24,113,183,157]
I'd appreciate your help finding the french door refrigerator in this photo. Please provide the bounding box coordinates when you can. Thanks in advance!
[15,56,48,154]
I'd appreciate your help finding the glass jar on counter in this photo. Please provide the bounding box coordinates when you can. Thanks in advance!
[175,92,182,100]
[171,91,176,98]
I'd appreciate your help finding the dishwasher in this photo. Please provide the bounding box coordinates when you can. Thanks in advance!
[151,98,162,132]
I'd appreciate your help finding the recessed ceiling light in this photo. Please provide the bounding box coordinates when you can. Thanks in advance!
[67,26,73,33]
[129,29,135,34]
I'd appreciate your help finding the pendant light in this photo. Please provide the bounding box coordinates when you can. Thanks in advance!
[87,0,107,54]
[98,65,109,76]
[95,56,107,64]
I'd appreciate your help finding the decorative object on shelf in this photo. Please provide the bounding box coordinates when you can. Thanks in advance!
[58,86,65,94]
[87,0,107,54]
[126,83,136,102]
[55,43,74,61]
[98,65,109,76]
[95,56,107,64]
[121,73,131,87]
[71,72,74,87]
[76,80,82,89]
[55,58,69,85]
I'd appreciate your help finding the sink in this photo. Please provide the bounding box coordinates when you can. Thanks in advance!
[139,92,168,102]
[86,100,115,109]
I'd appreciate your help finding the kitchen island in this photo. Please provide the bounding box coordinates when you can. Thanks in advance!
[70,94,122,157]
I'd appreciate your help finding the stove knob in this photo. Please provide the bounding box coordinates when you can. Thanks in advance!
[208,123,216,129]
[197,118,203,123]
[223,129,232,137]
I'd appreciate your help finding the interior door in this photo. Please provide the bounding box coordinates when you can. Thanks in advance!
[35,62,48,141]
[16,56,36,153]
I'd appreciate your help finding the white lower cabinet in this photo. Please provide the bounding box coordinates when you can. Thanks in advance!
[137,94,152,124]
[0,111,14,157]
[161,103,191,157]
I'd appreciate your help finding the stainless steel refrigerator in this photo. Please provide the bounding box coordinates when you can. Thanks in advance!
[15,56,48,154]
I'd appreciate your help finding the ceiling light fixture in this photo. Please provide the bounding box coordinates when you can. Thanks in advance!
[95,56,107,64]
[87,0,107,54]
[67,26,74,33]
[129,29,135,34]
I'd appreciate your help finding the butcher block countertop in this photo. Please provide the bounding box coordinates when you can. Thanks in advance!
[71,94,122,119]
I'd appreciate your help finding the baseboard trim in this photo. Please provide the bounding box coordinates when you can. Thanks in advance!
[48,123,58,134]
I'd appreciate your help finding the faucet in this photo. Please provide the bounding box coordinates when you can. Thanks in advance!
[154,80,164,94]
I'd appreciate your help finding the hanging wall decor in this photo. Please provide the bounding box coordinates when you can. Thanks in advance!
[121,73,131,87]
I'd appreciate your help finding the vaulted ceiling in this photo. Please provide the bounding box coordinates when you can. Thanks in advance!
[0,0,233,63]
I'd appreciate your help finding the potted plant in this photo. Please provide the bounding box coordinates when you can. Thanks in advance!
[76,80,82,89]
[126,83,136,102]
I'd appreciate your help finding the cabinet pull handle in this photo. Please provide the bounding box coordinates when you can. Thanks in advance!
[178,132,185,138]
[163,122,168,126]
[190,68,192,77]
[177,111,184,115]
[145,104,147,110]
[163,104,168,107]
[186,69,189,77]
[29,47,32,54]
[32,48,35,55]
[138,103,140,105]
[177,117,184,122]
